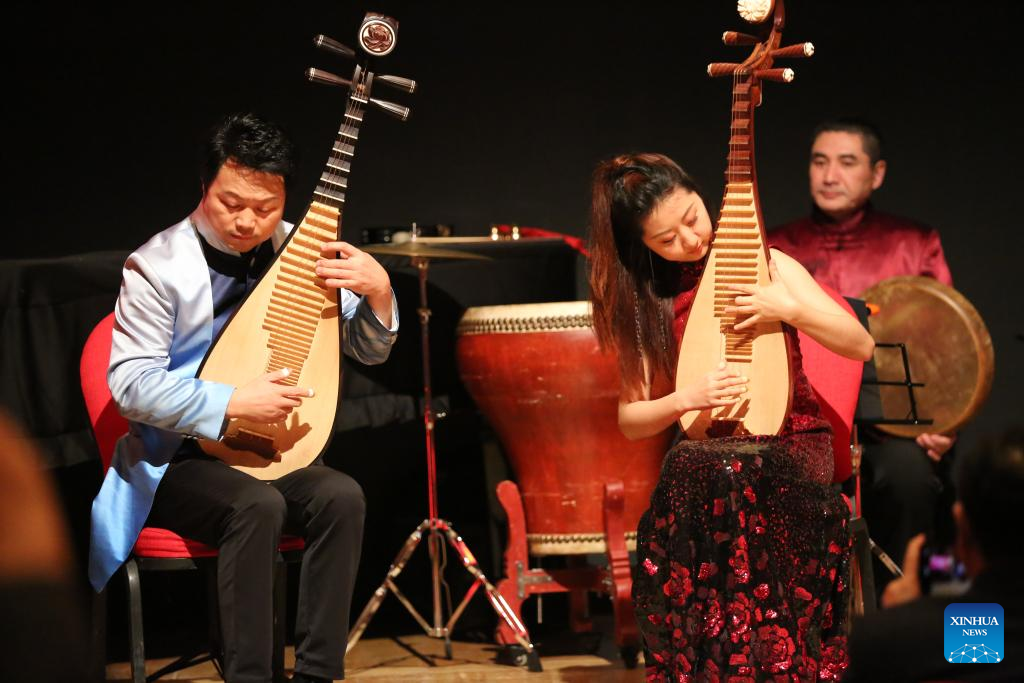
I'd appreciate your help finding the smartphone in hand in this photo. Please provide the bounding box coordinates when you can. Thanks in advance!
[919,544,967,594]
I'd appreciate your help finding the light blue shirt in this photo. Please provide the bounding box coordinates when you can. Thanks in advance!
[88,208,398,590]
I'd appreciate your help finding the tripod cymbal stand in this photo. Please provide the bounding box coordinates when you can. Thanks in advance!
[346,245,541,671]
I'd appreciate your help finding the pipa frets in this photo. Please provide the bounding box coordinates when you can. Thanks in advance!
[258,213,341,388]
[712,182,780,370]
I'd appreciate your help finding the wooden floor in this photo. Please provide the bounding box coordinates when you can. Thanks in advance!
[105,635,646,682]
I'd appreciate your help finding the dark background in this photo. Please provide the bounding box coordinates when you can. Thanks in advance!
[5,0,1023,664]
[9,0,1022,444]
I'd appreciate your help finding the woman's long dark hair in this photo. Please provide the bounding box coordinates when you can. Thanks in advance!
[588,153,704,394]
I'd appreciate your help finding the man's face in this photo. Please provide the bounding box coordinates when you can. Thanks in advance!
[809,131,886,221]
[200,160,286,252]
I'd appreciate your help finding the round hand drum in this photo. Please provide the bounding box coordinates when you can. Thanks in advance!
[861,276,994,437]
[456,301,671,555]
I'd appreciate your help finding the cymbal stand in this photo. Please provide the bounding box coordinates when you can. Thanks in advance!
[346,254,540,671]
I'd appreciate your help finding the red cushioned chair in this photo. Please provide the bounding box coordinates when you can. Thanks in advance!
[796,285,876,613]
[795,286,863,486]
[81,312,304,682]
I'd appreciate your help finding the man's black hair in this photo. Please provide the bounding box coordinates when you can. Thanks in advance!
[812,117,885,165]
[200,112,297,192]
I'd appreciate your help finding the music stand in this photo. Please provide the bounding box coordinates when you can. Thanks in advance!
[843,298,934,610]
[346,238,541,671]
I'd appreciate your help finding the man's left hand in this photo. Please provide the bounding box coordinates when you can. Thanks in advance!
[727,260,800,331]
[317,241,393,326]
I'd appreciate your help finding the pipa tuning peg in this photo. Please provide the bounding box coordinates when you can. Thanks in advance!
[707,62,742,77]
[722,31,759,46]
[305,68,352,88]
[754,68,795,83]
[313,34,356,60]
[369,97,410,121]
[770,43,814,59]
[375,74,417,94]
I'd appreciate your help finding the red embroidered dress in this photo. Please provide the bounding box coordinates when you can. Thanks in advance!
[633,263,853,681]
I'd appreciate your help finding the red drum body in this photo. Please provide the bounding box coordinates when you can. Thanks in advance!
[456,301,671,556]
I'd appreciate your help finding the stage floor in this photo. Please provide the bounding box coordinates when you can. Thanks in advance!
[104,634,646,682]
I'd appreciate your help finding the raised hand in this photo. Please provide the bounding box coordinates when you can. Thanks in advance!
[226,368,314,424]
[316,240,393,326]
[726,259,799,331]
[316,241,390,299]
[880,533,926,608]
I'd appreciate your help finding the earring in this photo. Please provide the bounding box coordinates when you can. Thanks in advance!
[632,288,645,363]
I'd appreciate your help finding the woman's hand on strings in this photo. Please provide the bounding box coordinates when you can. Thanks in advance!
[226,368,314,424]
[675,362,747,413]
[725,259,800,331]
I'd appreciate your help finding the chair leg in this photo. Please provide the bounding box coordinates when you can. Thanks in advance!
[91,585,107,683]
[124,558,146,683]
[205,563,224,675]
[273,559,288,683]
[850,517,877,615]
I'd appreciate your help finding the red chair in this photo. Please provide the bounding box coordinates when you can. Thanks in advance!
[796,285,876,613]
[796,286,864,485]
[81,312,304,682]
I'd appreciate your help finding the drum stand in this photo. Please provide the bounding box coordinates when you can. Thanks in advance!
[346,254,541,671]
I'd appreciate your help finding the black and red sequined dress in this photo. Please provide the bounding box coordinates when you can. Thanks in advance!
[633,264,853,682]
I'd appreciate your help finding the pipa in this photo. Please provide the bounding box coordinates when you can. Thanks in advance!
[677,0,813,438]
[197,13,415,479]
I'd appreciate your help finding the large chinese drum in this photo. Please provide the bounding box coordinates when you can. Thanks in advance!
[456,301,671,556]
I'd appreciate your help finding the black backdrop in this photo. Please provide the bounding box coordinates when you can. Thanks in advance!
[10,0,1022,465]
[6,0,1024,660]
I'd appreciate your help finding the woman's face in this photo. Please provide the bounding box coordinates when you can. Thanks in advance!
[640,185,713,263]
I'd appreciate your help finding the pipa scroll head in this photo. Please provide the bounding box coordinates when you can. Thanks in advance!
[737,0,775,24]
[359,13,399,57]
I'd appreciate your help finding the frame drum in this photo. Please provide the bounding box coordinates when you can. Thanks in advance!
[861,276,994,437]
[456,301,670,555]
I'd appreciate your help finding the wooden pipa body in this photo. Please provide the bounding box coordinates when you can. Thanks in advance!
[677,5,800,439]
[197,78,370,480]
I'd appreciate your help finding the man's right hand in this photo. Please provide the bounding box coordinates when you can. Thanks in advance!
[917,432,956,462]
[225,368,314,424]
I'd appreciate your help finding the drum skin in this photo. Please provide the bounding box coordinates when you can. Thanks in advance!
[861,276,994,437]
[456,301,671,555]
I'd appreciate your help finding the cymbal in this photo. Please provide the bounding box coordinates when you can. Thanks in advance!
[361,241,491,261]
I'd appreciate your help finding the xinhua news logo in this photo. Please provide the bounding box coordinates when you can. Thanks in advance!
[944,603,1004,664]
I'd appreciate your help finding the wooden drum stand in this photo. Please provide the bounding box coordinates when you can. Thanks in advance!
[456,301,671,669]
